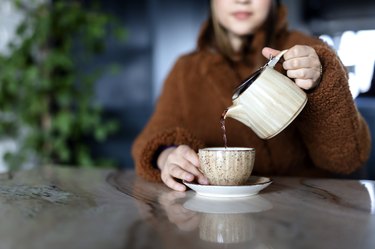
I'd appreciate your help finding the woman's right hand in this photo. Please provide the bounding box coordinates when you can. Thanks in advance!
[157,145,209,191]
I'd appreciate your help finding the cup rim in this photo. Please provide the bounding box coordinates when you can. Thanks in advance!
[199,147,255,152]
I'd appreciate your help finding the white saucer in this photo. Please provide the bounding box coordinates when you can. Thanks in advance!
[183,176,272,198]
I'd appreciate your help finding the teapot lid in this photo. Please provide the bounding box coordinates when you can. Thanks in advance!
[232,50,288,100]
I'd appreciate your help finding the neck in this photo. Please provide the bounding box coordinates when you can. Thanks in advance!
[228,32,243,52]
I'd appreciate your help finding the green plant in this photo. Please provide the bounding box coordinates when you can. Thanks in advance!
[0,0,125,169]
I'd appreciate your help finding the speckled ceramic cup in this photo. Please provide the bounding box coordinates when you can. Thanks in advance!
[198,147,255,186]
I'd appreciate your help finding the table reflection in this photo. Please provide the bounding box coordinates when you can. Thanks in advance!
[159,190,273,245]
[108,170,375,249]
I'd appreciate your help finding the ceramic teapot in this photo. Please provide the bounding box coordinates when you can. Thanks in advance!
[224,50,307,139]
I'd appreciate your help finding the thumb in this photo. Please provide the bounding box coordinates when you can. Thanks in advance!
[262,47,281,60]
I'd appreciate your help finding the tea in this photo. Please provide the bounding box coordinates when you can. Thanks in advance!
[220,108,228,148]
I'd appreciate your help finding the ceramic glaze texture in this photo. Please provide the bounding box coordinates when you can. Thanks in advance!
[198,147,255,185]
[226,66,307,139]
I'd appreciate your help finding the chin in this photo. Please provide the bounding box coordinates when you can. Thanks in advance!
[231,29,255,37]
[229,25,256,36]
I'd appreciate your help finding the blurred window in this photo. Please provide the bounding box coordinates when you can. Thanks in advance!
[320,30,375,98]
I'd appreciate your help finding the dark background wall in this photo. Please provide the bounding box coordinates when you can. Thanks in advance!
[89,0,375,179]
[90,0,209,168]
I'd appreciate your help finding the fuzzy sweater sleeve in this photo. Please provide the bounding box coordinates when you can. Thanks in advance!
[131,57,204,182]
[296,43,371,174]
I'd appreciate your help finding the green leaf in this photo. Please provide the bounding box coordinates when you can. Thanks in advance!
[53,110,73,136]
[0,0,124,169]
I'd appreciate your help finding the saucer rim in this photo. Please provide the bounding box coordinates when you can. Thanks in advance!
[183,176,272,188]
[183,176,272,198]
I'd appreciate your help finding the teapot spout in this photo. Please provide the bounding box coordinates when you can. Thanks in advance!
[224,104,244,120]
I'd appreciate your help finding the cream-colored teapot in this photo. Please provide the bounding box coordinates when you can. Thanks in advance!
[224,50,307,139]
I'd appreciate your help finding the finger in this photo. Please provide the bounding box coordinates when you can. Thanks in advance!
[175,145,199,166]
[295,78,316,90]
[161,167,189,191]
[262,47,281,59]
[172,145,210,184]
[283,45,314,60]
[162,174,187,192]
[283,57,320,71]
[176,156,209,184]
[173,146,208,183]
[286,68,317,80]
[183,161,209,184]
[196,175,209,185]
[169,164,195,182]
[168,153,199,177]
[195,169,209,185]
[171,157,209,184]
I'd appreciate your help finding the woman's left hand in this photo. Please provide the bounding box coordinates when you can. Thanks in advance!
[262,45,322,90]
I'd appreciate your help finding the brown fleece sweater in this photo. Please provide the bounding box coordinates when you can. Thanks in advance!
[132,7,371,182]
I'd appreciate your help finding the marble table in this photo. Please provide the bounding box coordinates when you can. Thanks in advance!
[0,166,374,249]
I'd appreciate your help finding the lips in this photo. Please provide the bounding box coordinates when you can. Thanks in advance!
[232,11,252,20]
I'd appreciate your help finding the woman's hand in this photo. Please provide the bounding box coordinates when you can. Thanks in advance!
[262,45,322,90]
[157,145,209,191]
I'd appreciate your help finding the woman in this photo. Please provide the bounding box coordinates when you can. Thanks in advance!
[132,0,371,191]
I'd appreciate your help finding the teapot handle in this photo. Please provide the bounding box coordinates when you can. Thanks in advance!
[232,49,288,100]
[266,49,288,69]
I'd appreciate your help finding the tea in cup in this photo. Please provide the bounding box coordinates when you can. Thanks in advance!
[198,147,255,186]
